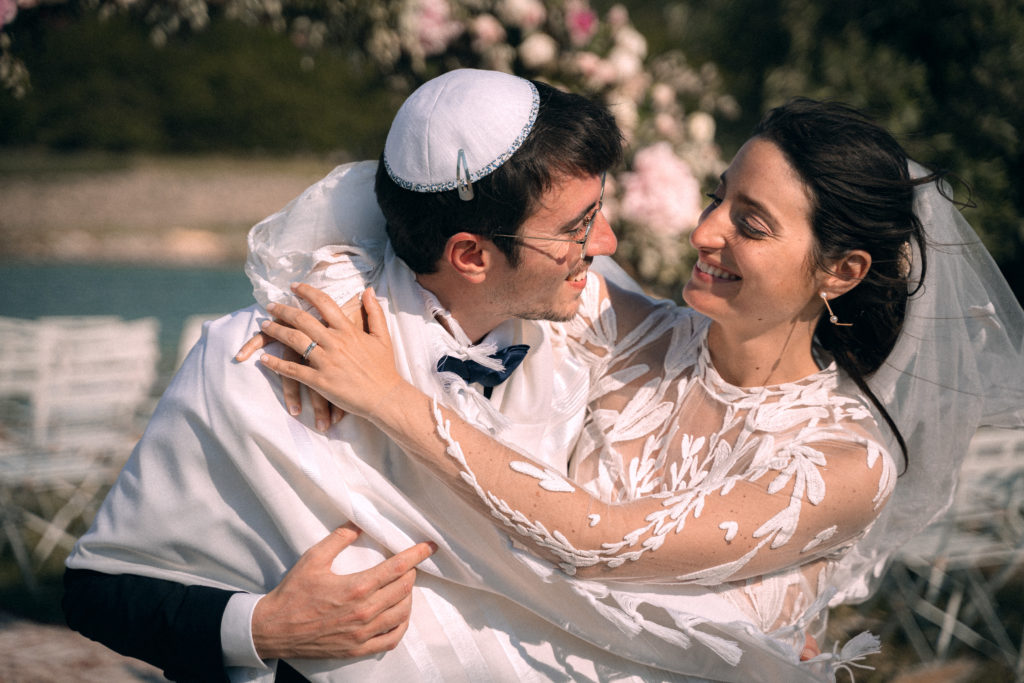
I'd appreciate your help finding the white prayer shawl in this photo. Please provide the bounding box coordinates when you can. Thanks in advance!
[67,162,833,682]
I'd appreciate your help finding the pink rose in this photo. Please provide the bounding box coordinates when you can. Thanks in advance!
[470,14,506,52]
[0,0,18,30]
[619,142,703,238]
[564,0,597,47]
[412,0,464,57]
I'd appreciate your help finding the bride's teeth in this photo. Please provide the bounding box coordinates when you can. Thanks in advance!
[697,261,740,281]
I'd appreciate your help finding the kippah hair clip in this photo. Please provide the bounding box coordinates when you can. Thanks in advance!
[456,149,474,201]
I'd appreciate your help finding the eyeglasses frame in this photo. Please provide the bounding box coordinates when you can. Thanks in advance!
[492,172,606,256]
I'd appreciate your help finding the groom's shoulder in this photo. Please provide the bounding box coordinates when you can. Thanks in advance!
[188,305,264,356]
[171,304,271,391]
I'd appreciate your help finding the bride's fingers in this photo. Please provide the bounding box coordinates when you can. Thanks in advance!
[280,346,305,416]
[309,390,333,432]
[361,287,390,342]
[259,351,312,384]
[261,318,318,357]
[291,283,357,331]
[264,301,331,342]
[235,330,273,362]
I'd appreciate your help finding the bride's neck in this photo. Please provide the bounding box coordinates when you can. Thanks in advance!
[706,321,820,387]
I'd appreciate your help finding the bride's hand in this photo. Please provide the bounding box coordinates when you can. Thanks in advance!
[258,283,405,418]
[236,292,367,429]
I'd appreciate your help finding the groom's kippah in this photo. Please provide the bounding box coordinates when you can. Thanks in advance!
[383,69,540,201]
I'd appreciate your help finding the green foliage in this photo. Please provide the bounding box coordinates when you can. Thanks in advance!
[3,0,1022,298]
[0,8,396,155]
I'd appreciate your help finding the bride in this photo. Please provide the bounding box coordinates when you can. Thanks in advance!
[257,98,1024,675]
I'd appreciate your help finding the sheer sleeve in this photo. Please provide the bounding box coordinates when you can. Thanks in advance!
[371,278,897,584]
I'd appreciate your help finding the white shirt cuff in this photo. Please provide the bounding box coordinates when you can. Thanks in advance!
[221,592,272,670]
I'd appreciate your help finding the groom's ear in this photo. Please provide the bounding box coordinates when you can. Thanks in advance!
[442,232,492,284]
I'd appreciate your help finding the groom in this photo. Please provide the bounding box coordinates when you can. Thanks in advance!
[62,69,652,681]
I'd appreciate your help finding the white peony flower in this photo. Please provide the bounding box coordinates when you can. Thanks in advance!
[651,82,677,111]
[497,0,546,32]
[687,111,716,144]
[519,31,558,70]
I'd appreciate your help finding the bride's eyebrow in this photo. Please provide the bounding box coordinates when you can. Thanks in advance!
[721,171,781,232]
[737,194,780,232]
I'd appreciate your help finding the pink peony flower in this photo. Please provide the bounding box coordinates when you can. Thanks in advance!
[0,0,17,30]
[412,0,464,57]
[619,142,703,238]
[564,0,597,47]
[470,13,506,52]
[654,112,680,140]
[574,51,617,88]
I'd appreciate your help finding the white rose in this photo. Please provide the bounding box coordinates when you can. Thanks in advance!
[614,26,647,59]
[519,32,558,70]
[651,82,676,111]
[608,46,643,82]
[686,111,716,144]
[497,0,546,31]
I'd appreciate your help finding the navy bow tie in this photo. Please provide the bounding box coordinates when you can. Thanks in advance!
[436,344,530,398]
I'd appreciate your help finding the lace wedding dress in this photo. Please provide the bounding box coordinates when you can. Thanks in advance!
[563,281,896,648]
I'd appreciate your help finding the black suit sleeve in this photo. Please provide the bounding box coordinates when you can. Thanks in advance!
[62,567,238,683]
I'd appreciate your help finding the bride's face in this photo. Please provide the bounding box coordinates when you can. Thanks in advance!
[682,137,827,336]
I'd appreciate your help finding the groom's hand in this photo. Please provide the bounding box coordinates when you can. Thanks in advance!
[252,524,436,660]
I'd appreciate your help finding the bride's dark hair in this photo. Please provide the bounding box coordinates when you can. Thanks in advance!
[753,98,942,469]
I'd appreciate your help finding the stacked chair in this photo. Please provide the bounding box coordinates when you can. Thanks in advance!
[0,315,159,592]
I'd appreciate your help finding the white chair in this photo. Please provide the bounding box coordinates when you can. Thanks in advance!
[0,315,160,592]
[877,427,1024,678]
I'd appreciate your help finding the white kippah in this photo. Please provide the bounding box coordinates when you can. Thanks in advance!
[383,69,539,199]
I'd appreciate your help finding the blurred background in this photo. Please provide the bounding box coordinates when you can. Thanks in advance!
[0,0,1022,680]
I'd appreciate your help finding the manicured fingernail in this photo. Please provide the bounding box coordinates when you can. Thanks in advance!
[316,419,328,432]
[290,282,300,291]
[288,404,301,416]
[265,302,276,311]
[261,320,270,329]
[259,354,270,363]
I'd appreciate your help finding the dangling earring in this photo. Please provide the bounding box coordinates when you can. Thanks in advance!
[821,292,853,327]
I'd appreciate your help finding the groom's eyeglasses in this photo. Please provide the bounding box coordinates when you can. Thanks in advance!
[493,172,606,257]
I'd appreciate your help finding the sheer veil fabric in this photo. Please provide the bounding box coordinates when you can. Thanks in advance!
[829,163,1024,603]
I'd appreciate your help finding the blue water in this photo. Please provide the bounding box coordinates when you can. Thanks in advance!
[0,262,255,381]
